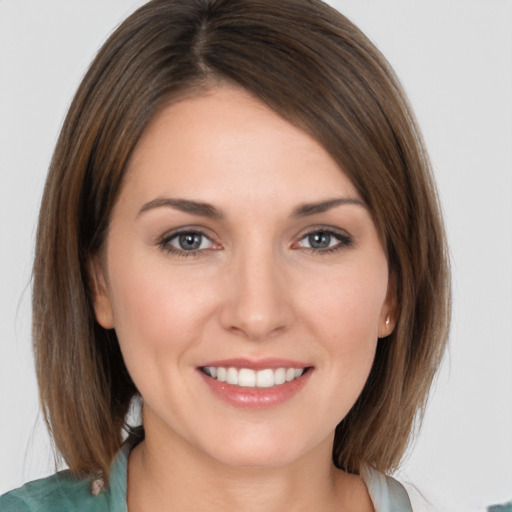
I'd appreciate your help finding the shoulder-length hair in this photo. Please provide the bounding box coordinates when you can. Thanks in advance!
[33,0,450,480]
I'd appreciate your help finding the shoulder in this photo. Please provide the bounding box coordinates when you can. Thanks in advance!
[0,471,115,512]
[0,442,129,512]
[0,446,130,512]
[0,471,110,512]
[360,465,413,512]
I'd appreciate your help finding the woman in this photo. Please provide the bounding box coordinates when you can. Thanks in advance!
[0,0,450,510]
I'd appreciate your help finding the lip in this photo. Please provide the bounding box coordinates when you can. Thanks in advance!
[197,359,313,410]
[198,357,310,370]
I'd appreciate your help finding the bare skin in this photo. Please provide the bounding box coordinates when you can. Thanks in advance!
[92,86,393,511]
[127,431,375,512]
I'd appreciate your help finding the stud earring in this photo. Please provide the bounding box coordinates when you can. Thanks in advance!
[385,317,390,327]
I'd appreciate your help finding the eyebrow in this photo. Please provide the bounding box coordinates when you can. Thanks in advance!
[138,196,366,219]
[138,197,224,219]
[291,197,366,217]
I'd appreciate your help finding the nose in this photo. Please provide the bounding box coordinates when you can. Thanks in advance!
[219,248,294,341]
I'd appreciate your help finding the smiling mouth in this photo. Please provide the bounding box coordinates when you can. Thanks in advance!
[199,366,310,389]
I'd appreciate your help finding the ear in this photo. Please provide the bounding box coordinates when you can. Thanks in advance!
[378,272,397,339]
[89,256,115,329]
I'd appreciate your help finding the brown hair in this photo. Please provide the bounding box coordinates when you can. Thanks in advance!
[33,0,450,480]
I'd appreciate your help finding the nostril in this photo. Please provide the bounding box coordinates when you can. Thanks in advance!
[218,260,294,340]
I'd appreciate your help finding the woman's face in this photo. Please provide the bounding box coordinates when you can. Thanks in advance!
[93,86,394,468]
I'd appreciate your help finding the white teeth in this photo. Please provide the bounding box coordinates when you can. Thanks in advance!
[274,367,286,385]
[216,367,227,382]
[204,366,217,378]
[226,367,238,385]
[238,368,256,387]
[256,369,274,388]
[203,366,306,388]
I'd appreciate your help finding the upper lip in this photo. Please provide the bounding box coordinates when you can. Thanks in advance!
[198,358,311,370]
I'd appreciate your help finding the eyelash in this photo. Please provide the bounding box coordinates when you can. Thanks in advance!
[294,228,353,254]
[158,229,218,258]
[157,227,353,258]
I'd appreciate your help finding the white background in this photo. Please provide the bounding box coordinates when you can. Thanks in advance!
[1,1,511,511]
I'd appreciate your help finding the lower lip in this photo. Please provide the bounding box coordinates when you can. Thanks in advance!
[198,369,312,409]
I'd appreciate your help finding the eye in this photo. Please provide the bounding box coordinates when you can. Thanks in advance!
[159,230,217,256]
[295,229,352,253]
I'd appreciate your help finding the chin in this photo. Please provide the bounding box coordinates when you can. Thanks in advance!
[210,446,301,470]
[197,427,325,470]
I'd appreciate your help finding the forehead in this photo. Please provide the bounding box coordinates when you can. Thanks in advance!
[120,86,361,215]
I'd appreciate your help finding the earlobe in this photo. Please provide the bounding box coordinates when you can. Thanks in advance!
[378,314,394,339]
[379,315,395,338]
[89,256,115,329]
[378,274,397,339]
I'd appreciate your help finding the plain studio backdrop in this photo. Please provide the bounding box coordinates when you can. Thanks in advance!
[1,1,511,511]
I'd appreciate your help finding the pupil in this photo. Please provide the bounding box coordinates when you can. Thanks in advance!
[179,233,201,250]
[309,232,330,249]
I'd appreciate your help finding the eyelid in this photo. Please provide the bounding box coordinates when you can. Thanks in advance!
[291,225,353,251]
[156,225,352,257]
[158,226,222,256]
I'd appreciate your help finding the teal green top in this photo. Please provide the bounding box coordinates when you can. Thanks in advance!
[0,447,128,512]
[0,445,412,511]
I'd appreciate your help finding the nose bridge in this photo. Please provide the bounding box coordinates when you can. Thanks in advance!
[220,239,291,340]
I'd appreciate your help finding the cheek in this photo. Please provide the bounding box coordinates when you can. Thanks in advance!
[107,258,217,362]
[299,259,388,378]
[307,270,386,339]
[302,268,386,415]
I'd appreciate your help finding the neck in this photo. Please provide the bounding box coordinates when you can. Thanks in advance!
[126,426,373,512]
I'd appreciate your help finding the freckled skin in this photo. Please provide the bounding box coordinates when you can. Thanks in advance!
[92,86,392,511]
